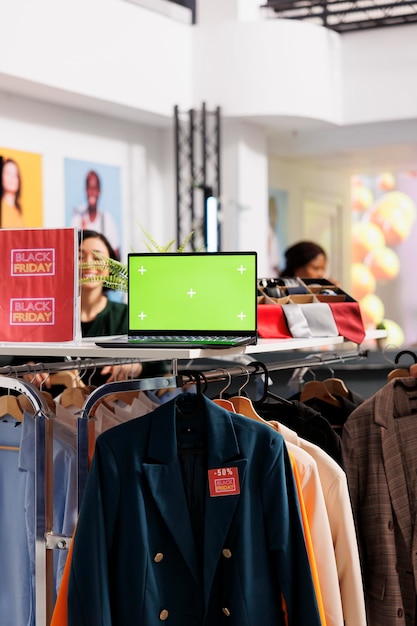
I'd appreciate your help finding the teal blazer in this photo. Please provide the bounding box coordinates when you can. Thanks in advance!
[68,394,321,625]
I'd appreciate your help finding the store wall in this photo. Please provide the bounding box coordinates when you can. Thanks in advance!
[0,0,193,122]
[342,25,417,124]
[0,90,174,257]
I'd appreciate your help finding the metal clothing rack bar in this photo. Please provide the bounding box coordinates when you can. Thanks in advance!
[0,348,368,380]
[0,357,150,378]
[186,349,368,381]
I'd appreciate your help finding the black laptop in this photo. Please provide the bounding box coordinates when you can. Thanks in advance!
[95,251,257,349]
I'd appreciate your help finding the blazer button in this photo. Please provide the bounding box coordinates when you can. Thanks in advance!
[222,548,232,559]
[154,553,164,563]
[222,607,231,617]
[159,609,169,620]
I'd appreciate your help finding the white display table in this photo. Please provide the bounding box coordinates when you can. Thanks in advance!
[0,330,384,361]
[0,336,348,360]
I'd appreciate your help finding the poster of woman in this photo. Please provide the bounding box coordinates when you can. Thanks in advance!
[0,147,43,228]
[64,158,122,260]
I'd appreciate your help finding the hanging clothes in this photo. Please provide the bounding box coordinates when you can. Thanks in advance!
[255,398,344,467]
[274,421,367,626]
[232,398,342,626]
[67,393,322,626]
[342,376,417,626]
[290,388,365,438]
[0,409,78,626]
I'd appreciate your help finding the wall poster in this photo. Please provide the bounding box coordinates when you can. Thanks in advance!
[64,158,123,261]
[0,147,43,229]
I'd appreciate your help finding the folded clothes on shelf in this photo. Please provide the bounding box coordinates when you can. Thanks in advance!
[257,278,366,344]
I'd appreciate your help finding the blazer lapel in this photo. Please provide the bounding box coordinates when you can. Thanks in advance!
[202,399,247,608]
[376,381,413,552]
[142,403,200,586]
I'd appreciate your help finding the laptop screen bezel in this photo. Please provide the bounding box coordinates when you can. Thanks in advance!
[127,251,258,339]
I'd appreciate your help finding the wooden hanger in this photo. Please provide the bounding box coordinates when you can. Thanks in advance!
[322,377,350,398]
[50,370,86,389]
[387,367,410,382]
[105,390,139,405]
[212,370,236,412]
[17,390,56,414]
[60,386,89,409]
[388,350,417,381]
[300,380,341,408]
[229,368,261,418]
[0,394,23,421]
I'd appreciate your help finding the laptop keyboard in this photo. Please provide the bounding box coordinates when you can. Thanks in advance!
[129,335,249,345]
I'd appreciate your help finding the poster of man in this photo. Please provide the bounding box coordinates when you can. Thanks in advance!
[65,158,122,260]
[0,147,43,228]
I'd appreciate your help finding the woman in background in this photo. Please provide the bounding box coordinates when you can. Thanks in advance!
[280,240,328,279]
[1,158,25,228]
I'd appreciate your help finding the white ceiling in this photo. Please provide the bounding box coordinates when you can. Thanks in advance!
[248,115,417,171]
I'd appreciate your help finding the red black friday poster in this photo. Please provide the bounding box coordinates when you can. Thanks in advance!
[0,228,78,342]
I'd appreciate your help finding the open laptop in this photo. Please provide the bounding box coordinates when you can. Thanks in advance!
[95,251,257,349]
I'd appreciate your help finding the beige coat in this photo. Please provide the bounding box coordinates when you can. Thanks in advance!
[273,421,367,626]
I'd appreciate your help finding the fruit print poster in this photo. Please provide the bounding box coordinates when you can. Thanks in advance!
[351,171,417,346]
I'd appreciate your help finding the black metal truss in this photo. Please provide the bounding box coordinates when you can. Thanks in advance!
[174,104,221,251]
[261,0,417,31]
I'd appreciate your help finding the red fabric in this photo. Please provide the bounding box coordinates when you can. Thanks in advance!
[258,302,366,344]
[328,302,366,344]
[257,305,292,339]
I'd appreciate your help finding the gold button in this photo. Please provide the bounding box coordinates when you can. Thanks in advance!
[222,548,232,559]
[154,552,164,563]
[159,609,169,620]
[222,607,231,617]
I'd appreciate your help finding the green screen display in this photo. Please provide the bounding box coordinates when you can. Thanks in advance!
[128,253,257,333]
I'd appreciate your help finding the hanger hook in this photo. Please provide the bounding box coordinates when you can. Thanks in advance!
[314,355,335,379]
[250,361,269,403]
[394,349,417,366]
[85,359,97,386]
[237,366,250,396]
[198,371,208,395]
[306,367,316,381]
[180,369,202,396]
[39,364,50,391]
[218,369,232,398]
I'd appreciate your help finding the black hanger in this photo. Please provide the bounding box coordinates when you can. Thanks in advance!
[175,370,207,454]
[388,350,417,382]
[394,350,417,365]
[251,361,294,408]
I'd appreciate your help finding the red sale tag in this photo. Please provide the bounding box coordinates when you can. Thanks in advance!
[208,467,240,497]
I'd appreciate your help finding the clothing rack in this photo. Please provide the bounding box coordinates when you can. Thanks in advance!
[0,376,54,626]
[0,346,368,626]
